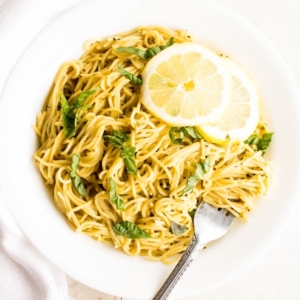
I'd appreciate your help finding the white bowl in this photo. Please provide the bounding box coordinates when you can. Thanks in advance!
[1,0,300,299]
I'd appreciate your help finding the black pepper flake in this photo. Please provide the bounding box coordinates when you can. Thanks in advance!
[203,247,206,249]
[113,37,116,41]
[187,35,191,38]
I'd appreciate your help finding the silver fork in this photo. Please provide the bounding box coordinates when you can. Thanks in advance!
[153,202,236,300]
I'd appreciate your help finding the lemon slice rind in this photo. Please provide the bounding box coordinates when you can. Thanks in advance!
[196,59,260,144]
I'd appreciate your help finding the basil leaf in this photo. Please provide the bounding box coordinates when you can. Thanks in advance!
[146,46,162,58]
[71,154,80,173]
[120,147,137,175]
[165,37,174,47]
[73,87,100,108]
[61,93,77,139]
[116,47,148,59]
[69,171,89,196]
[182,127,202,139]
[194,158,211,180]
[103,130,130,148]
[258,133,274,154]
[181,157,210,196]
[189,209,196,219]
[69,154,88,196]
[118,66,142,85]
[120,146,136,158]
[170,221,188,236]
[109,177,124,211]
[113,221,152,239]
[181,174,199,196]
[169,127,185,144]
[116,37,174,60]
[146,37,174,57]
[244,134,260,145]
[245,132,274,155]
[123,157,137,175]
[169,127,202,144]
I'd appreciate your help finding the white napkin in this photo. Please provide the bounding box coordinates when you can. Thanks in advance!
[0,191,69,300]
[0,0,83,299]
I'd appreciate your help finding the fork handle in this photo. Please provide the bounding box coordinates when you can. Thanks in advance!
[153,235,204,300]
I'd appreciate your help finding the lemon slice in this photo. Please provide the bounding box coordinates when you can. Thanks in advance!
[141,43,231,126]
[196,59,260,144]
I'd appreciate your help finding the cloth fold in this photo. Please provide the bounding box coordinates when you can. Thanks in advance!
[0,0,83,299]
[0,190,69,300]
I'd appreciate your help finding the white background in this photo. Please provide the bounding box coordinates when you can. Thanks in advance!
[1,0,300,299]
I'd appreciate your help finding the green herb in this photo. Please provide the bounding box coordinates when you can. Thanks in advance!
[244,134,260,145]
[115,37,174,60]
[61,93,77,139]
[146,37,174,58]
[118,66,142,85]
[109,178,124,211]
[170,221,188,236]
[169,127,202,144]
[181,157,210,196]
[103,131,136,175]
[120,146,135,157]
[69,154,88,196]
[113,221,152,239]
[146,46,163,58]
[258,133,274,154]
[183,127,202,139]
[73,88,99,109]
[103,130,130,148]
[71,153,80,172]
[120,146,137,175]
[169,127,185,144]
[189,209,196,219]
[194,158,211,179]
[61,88,99,139]
[116,47,148,59]
[165,37,174,47]
[244,132,274,155]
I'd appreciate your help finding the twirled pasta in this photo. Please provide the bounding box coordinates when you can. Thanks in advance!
[34,26,272,264]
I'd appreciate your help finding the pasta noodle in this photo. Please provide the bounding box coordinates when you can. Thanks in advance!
[34,26,272,264]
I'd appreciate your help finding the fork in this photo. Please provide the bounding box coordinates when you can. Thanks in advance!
[153,201,236,300]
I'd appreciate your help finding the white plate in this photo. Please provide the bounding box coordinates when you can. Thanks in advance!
[0,0,300,299]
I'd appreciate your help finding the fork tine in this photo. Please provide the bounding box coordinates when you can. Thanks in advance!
[193,201,236,243]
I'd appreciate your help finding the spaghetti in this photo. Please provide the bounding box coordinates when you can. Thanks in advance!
[34,26,272,264]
